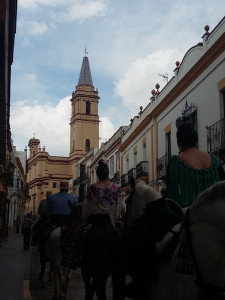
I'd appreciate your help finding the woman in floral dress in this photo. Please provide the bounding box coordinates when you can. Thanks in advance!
[83,160,122,226]
[81,159,125,300]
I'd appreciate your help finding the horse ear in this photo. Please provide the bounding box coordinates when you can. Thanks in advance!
[129,176,136,189]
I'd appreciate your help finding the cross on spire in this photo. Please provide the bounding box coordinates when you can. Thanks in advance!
[84,45,88,57]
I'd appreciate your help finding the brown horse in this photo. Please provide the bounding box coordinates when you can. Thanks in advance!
[81,213,125,300]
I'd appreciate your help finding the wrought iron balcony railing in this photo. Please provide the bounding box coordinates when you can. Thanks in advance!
[136,161,149,179]
[11,176,25,190]
[113,171,120,182]
[157,154,168,179]
[206,118,225,153]
[80,173,88,183]
[128,168,136,179]
[121,174,129,188]
[73,177,80,185]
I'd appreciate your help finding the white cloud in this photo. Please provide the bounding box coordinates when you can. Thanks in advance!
[25,73,37,81]
[28,21,48,35]
[18,18,48,36]
[11,97,71,157]
[10,97,115,156]
[99,117,115,143]
[51,1,107,23]
[19,0,107,22]
[19,0,70,10]
[115,49,183,116]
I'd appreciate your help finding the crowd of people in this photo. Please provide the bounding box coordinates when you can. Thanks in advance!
[22,115,225,299]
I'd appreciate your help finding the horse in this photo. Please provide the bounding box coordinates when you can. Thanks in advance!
[81,213,125,300]
[45,226,71,300]
[44,201,83,300]
[31,215,53,289]
[124,178,225,300]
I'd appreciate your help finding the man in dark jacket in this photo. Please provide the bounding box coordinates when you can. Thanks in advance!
[22,213,34,250]
[47,181,78,227]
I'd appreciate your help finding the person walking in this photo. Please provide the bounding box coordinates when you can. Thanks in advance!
[16,216,21,233]
[166,116,225,207]
[22,213,34,250]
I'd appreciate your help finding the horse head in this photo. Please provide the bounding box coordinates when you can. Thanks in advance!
[125,176,161,228]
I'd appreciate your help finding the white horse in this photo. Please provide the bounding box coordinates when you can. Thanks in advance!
[45,226,71,300]
[125,179,225,300]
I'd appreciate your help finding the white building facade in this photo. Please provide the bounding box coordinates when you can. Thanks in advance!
[120,17,225,193]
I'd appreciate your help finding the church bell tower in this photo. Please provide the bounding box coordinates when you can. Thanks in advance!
[69,53,100,176]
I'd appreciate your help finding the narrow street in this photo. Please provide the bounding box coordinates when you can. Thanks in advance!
[30,246,131,300]
[0,233,131,300]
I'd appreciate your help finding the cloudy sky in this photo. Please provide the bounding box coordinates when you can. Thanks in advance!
[10,0,224,156]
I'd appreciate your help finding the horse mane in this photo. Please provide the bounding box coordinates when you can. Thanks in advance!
[136,181,161,202]
[190,180,225,229]
[131,181,161,223]
[192,180,225,209]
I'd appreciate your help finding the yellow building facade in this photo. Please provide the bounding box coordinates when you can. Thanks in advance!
[26,55,99,213]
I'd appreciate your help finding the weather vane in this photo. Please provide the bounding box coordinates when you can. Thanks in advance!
[84,45,88,56]
[158,73,168,83]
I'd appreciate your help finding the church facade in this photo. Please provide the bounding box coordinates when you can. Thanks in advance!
[26,55,100,213]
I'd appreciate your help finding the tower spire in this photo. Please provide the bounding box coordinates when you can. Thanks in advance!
[78,50,93,86]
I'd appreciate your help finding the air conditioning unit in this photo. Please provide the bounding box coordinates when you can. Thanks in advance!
[0,165,4,174]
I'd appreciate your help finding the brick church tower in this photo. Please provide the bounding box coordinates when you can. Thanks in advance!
[69,53,100,177]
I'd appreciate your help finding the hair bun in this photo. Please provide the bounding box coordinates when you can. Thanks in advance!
[176,116,191,128]
[98,159,105,167]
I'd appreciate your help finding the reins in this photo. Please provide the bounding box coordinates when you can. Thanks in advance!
[185,208,225,295]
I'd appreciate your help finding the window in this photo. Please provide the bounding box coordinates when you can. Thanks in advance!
[222,89,225,118]
[110,157,114,174]
[85,139,90,152]
[134,152,137,167]
[86,101,91,115]
[126,158,129,173]
[143,144,146,161]
[116,154,120,172]
[166,131,171,158]
[53,182,57,188]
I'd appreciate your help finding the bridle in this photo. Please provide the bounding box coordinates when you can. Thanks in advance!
[184,208,225,295]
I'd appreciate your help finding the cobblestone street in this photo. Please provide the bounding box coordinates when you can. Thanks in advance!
[30,246,130,300]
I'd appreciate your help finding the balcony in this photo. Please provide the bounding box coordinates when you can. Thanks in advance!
[157,154,168,180]
[12,176,25,189]
[207,118,225,154]
[73,177,80,185]
[121,174,129,188]
[136,161,149,180]
[113,171,120,183]
[80,173,88,183]
[128,168,136,179]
